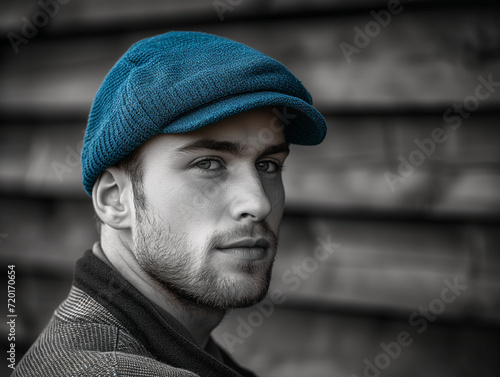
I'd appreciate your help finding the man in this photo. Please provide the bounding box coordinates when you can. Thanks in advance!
[14,31,326,377]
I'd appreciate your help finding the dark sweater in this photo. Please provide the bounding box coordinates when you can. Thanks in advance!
[13,250,257,377]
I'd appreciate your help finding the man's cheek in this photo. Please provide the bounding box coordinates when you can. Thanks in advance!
[268,198,285,230]
[267,182,285,216]
[189,179,224,208]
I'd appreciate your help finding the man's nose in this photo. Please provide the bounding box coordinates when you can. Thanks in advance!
[228,168,272,222]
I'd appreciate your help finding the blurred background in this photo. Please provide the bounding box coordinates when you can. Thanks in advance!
[1,1,500,376]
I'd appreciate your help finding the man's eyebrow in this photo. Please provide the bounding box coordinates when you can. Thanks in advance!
[260,143,290,157]
[177,139,289,157]
[177,139,243,155]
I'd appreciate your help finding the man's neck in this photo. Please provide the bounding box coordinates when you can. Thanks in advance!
[92,241,225,349]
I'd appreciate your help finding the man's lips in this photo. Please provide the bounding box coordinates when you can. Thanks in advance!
[218,238,270,249]
[216,238,270,261]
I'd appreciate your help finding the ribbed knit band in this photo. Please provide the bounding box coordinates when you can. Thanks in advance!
[82,31,326,196]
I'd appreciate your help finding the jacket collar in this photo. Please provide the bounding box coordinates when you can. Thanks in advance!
[74,250,256,377]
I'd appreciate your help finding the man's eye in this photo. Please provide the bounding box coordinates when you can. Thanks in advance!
[195,158,223,170]
[256,161,282,173]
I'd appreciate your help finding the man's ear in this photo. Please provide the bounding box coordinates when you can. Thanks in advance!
[92,167,134,230]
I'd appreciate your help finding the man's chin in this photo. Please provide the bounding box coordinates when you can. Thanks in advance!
[152,274,271,311]
[186,280,271,311]
[221,289,270,311]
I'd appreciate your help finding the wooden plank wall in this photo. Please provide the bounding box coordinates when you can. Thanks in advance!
[1,1,499,376]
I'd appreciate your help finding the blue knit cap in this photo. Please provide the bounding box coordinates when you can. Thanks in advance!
[82,31,326,196]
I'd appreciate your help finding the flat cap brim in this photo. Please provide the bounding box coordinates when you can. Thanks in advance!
[163,91,326,146]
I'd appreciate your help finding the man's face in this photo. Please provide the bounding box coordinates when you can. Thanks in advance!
[131,107,289,311]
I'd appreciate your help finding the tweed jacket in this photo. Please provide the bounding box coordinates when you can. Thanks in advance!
[12,250,257,377]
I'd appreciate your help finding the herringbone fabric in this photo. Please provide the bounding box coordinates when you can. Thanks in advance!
[12,251,256,377]
[12,286,198,377]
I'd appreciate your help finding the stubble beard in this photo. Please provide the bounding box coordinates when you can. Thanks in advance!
[132,206,279,312]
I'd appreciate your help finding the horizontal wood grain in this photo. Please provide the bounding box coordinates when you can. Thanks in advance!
[2,9,500,112]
